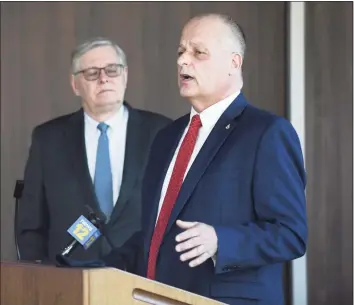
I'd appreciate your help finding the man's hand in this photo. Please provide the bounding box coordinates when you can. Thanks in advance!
[175,220,218,267]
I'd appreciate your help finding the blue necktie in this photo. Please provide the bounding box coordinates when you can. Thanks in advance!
[94,122,113,217]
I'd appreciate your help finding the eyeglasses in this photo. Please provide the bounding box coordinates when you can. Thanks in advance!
[74,63,125,81]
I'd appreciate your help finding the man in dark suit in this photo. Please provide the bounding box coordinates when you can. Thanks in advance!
[98,14,307,305]
[17,37,171,263]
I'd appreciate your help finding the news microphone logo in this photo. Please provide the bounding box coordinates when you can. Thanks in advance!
[67,215,101,249]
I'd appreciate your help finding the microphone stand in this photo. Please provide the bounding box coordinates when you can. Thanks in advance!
[13,180,24,261]
[60,239,79,257]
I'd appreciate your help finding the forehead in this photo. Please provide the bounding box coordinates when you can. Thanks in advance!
[179,18,226,49]
[79,45,119,68]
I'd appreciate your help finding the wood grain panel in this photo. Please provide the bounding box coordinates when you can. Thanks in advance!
[1,261,84,305]
[0,261,225,305]
[305,2,353,305]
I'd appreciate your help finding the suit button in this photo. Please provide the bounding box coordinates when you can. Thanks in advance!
[222,265,241,271]
[222,266,233,271]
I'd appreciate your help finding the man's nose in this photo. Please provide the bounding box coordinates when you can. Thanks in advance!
[98,69,108,83]
[177,52,191,67]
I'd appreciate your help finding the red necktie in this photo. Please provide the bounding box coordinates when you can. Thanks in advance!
[147,115,202,280]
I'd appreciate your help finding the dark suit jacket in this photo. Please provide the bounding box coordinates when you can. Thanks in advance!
[17,103,172,263]
[103,94,307,305]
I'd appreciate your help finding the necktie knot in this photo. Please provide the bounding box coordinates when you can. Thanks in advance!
[97,122,109,134]
[190,115,202,129]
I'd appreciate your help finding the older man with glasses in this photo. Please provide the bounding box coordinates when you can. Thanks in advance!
[17,37,172,264]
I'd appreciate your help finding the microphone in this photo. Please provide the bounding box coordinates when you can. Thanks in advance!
[55,206,111,268]
[85,205,107,226]
[60,210,102,257]
[84,205,116,251]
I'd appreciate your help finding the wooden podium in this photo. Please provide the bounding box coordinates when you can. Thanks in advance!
[0,261,224,305]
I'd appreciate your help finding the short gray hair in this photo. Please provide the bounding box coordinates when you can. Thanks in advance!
[219,14,246,57]
[71,37,127,74]
[194,13,246,58]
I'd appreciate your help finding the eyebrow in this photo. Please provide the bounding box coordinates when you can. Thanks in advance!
[178,42,207,50]
[82,63,121,69]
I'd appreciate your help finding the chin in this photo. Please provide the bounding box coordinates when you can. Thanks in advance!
[97,95,120,103]
[179,88,197,98]
[95,100,119,109]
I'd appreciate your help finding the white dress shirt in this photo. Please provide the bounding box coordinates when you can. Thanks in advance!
[156,91,240,218]
[84,104,129,206]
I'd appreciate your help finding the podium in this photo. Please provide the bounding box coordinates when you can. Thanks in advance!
[0,261,224,305]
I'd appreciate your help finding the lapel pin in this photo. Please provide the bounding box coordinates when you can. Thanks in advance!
[225,124,231,130]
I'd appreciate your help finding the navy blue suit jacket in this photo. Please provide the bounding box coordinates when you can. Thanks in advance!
[104,93,307,305]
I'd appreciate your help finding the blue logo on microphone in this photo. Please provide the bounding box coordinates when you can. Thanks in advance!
[67,215,101,249]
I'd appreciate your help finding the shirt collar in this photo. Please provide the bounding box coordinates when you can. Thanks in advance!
[84,104,125,132]
[190,91,240,129]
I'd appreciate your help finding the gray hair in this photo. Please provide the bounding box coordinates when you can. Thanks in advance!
[194,13,246,58]
[219,15,246,58]
[71,37,127,74]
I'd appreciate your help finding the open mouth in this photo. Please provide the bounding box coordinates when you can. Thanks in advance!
[180,73,195,82]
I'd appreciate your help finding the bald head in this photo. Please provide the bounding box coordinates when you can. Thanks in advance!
[185,14,246,58]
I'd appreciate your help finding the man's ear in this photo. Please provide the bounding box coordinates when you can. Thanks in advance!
[231,52,243,70]
[70,74,80,96]
[123,66,128,88]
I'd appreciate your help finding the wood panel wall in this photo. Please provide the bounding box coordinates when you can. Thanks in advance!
[305,2,353,305]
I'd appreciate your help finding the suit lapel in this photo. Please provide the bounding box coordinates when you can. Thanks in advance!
[163,94,248,237]
[145,116,189,250]
[65,109,100,212]
[108,106,145,224]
